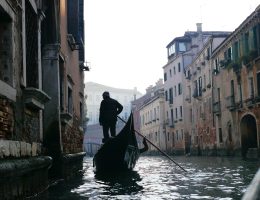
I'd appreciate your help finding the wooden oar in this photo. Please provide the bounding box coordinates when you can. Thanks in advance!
[117,116,187,172]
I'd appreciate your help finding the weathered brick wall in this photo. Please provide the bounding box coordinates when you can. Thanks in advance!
[0,97,14,139]
[24,109,40,142]
[62,117,83,154]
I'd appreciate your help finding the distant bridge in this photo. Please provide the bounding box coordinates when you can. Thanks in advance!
[84,142,101,156]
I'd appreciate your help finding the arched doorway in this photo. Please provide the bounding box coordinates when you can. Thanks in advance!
[240,114,258,157]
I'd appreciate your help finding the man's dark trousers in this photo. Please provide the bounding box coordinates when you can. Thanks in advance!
[102,122,116,141]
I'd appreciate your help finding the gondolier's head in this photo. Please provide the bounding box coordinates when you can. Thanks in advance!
[102,91,110,99]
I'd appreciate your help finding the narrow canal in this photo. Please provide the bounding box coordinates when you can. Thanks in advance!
[47,156,259,199]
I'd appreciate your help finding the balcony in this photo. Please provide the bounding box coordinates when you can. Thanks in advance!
[164,118,169,125]
[193,90,202,100]
[200,113,205,120]
[67,34,80,51]
[244,96,255,108]
[213,101,221,116]
[169,121,175,128]
[185,96,191,103]
[186,74,191,80]
[226,95,236,111]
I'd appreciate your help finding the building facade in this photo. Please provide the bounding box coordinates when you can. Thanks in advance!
[0,0,86,198]
[211,5,260,158]
[184,34,230,156]
[0,0,51,198]
[163,23,230,155]
[139,80,166,152]
[42,0,86,177]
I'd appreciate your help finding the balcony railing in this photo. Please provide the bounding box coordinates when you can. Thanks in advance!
[226,95,236,111]
[244,95,255,108]
[213,101,221,115]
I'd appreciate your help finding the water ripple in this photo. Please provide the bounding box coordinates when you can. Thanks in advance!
[47,156,260,199]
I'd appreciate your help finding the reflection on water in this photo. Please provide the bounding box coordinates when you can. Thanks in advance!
[47,156,260,199]
[94,170,143,196]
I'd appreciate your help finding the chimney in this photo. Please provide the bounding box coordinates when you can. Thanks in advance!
[196,23,202,33]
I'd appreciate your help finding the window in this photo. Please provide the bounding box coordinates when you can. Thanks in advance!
[232,41,239,62]
[193,80,198,97]
[203,75,206,89]
[68,86,73,114]
[169,88,173,104]
[171,109,174,126]
[164,72,167,81]
[178,63,181,72]
[198,77,202,96]
[178,83,182,95]
[219,128,223,143]
[228,124,232,142]
[214,58,219,74]
[175,107,178,119]
[251,26,258,51]
[180,106,183,118]
[157,106,159,120]
[67,0,80,43]
[257,72,260,96]
[26,1,38,88]
[206,47,210,59]
[188,86,191,98]
[244,32,249,55]
[168,43,175,56]
[170,69,172,77]
[59,60,65,111]
[80,101,83,123]
[179,42,186,52]
[173,66,176,74]
[174,85,177,97]
[224,47,232,61]
[176,130,179,141]
[249,77,254,98]
[190,108,192,123]
[165,90,168,101]
[0,9,13,86]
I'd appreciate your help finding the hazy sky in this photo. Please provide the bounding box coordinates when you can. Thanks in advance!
[84,0,259,94]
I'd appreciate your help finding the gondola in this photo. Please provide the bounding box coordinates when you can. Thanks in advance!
[93,113,140,173]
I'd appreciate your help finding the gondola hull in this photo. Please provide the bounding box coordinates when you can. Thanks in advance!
[93,114,139,173]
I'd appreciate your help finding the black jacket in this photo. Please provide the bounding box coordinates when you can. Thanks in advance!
[99,97,123,125]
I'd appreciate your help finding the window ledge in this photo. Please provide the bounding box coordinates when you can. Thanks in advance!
[0,80,16,101]
[24,87,51,110]
[60,112,73,124]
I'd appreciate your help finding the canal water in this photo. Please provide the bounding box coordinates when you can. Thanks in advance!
[47,156,259,200]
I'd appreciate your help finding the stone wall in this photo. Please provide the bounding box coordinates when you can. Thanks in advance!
[0,156,52,199]
[24,109,40,142]
[62,117,83,154]
[0,97,14,139]
[0,140,42,158]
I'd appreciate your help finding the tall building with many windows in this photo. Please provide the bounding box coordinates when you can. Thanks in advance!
[211,5,260,158]
[139,79,166,152]
[163,23,230,155]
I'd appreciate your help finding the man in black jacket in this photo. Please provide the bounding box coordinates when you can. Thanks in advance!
[99,91,123,143]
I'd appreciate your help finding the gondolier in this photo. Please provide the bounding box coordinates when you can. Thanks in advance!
[93,113,140,173]
[99,91,123,143]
